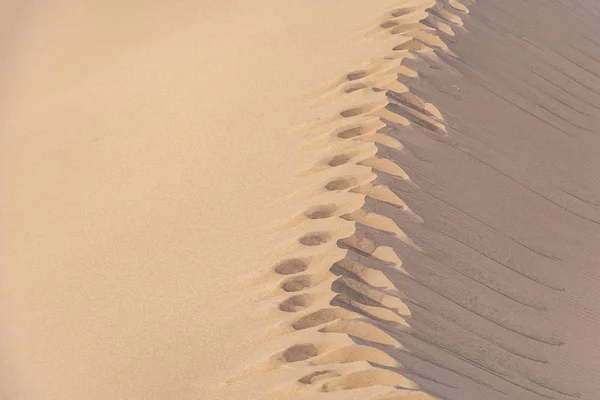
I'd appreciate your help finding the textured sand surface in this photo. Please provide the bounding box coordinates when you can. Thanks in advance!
[2,0,600,399]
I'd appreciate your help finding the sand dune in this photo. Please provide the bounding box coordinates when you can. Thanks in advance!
[2,0,600,399]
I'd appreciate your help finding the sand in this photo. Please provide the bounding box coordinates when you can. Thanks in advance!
[2,0,600,399]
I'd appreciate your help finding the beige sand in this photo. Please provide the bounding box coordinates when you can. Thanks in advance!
[0,0,433,399]
[3,0,600,399]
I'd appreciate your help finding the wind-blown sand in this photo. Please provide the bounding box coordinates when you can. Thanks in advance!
[2,0,600,399]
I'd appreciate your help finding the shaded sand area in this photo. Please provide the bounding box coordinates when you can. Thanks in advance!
[370,0,600,399]
[2,0,600,400]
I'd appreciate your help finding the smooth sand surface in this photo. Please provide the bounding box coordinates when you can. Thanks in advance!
[2,0,600,399]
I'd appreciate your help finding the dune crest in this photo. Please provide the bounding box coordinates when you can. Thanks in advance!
[253,1,474,398]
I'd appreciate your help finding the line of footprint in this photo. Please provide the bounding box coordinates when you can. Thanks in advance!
[267,1,471,399]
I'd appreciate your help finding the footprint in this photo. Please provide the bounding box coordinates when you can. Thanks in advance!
[274,259,308,275]
[299,232,331,246]
[346,70,369,81]
[282,343,319,362]
[380,21,399,29]
[305,204,338,219]
[325,177,358,191]
[281,275,312,292]
[340,105,376,118]
[327,154,352,167]
[337,126,366,139]
[298,370,339,384]
[279,294,314,312]
[344,83,367,93]
[390,7,417,17]
[292,308,342,330]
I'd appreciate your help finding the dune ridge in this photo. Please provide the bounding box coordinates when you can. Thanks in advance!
[247,1,474,398]
[251,0,600,398]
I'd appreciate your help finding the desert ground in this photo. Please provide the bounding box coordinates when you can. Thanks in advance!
[2,0,600,399]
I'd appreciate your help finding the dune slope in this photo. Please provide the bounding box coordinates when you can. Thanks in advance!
[2,0,600,400]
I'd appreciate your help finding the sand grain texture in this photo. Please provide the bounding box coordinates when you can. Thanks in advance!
[2,0,600,399]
